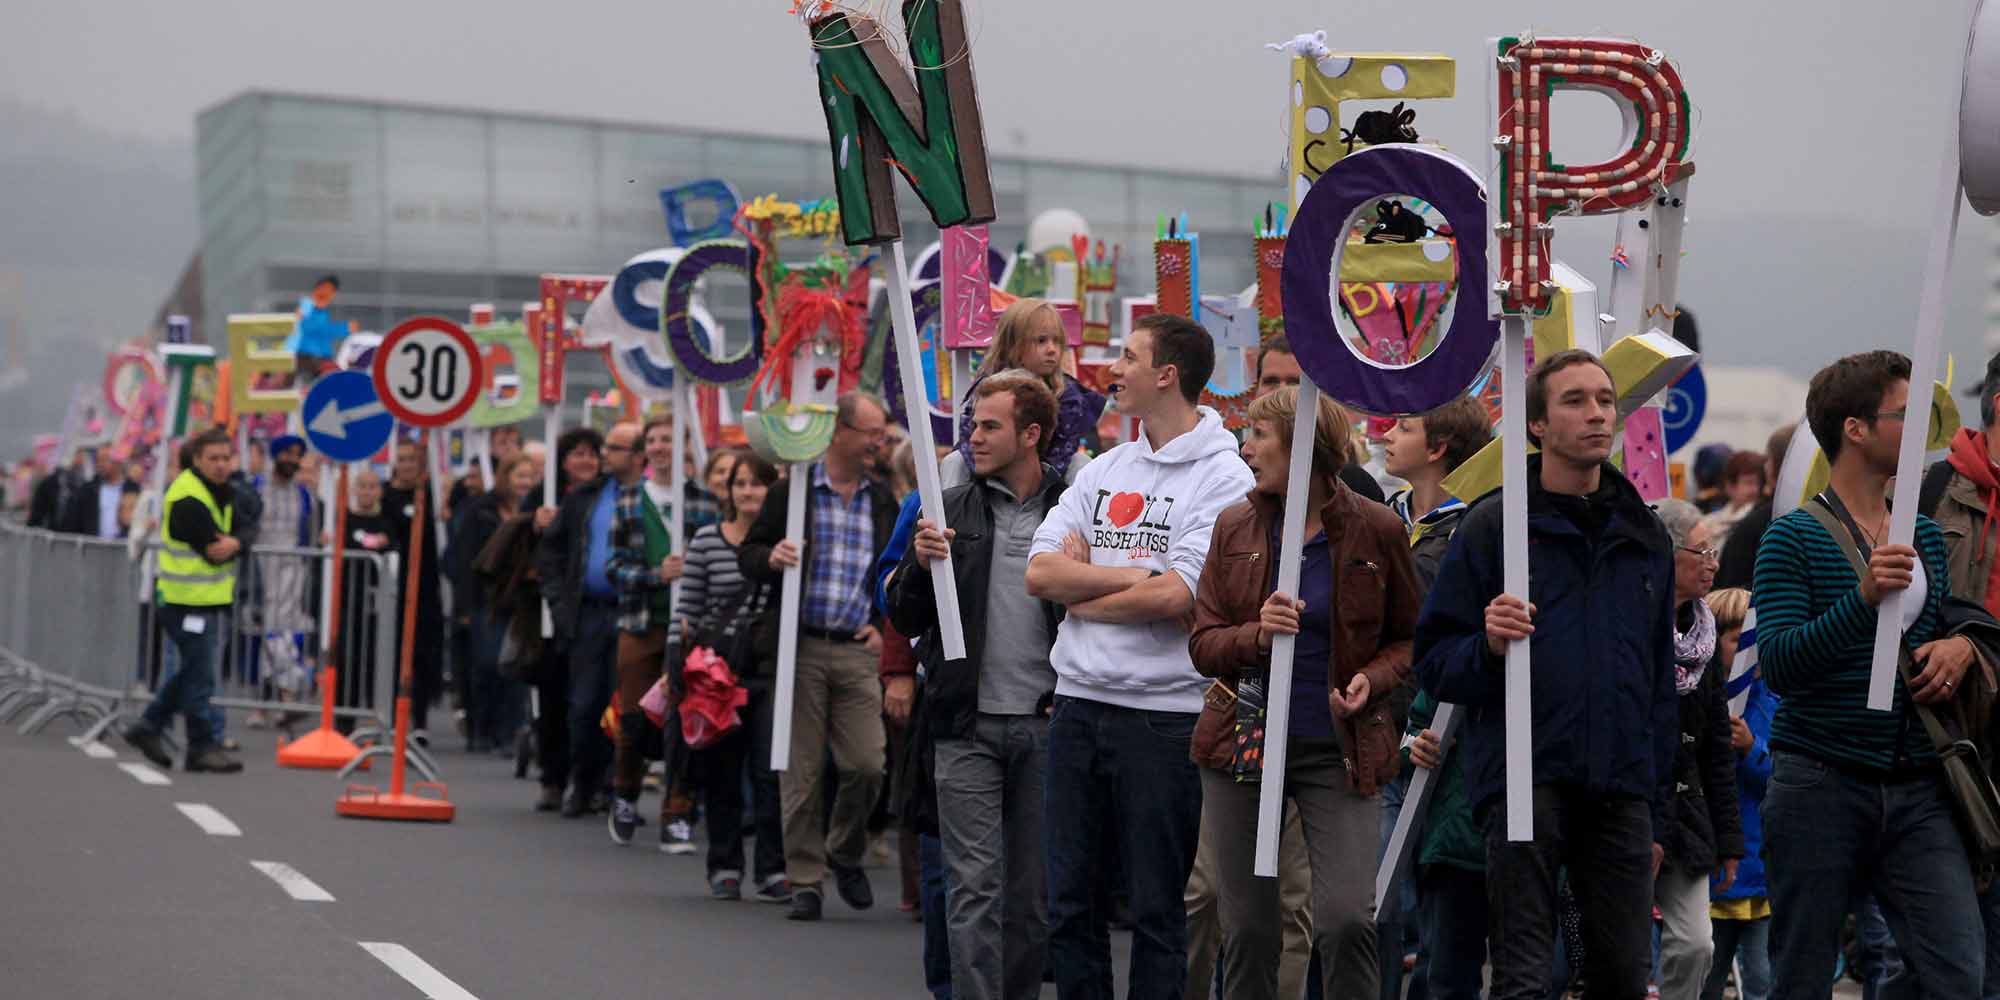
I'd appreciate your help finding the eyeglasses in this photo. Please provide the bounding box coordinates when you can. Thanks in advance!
[1678,545,1720,561]
[841,422,888,441]
[601,443,634,453]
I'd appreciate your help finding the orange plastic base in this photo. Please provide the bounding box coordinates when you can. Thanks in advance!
[335,783,456,822]
[277,728,367,770]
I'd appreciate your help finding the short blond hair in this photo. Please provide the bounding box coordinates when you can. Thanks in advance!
[1245,387,1355,480]
[1705,587,1750,634]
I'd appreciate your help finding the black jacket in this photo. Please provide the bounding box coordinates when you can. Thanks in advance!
[449,492,512,619]
[884,465,1066,741]
[537,475,614,644]
[738,465,899,657]
[1415,456,1680,835]
[27,470,80,531]
[1661,641,1746,873]
[1713,498,1772,591]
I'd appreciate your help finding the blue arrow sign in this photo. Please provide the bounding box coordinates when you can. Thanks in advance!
[1662,363,1707,455]
[303,370,395,463]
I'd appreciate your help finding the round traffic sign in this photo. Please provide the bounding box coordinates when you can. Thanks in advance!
[372,317,484,428]
[1662,363,1707,455]
[302,370,395,463]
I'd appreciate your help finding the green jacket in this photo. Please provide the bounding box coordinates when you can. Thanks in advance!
[1402,690,1483,873]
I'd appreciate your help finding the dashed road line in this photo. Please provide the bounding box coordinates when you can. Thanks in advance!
[249,860,335,902]
[116,762,170,785]
[173,802,241,837]
[68,736,116,758]
[359,942,481,1000]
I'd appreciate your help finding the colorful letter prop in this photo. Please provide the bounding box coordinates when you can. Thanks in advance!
[660,179,743,246]
[227,314,302,414]
[807,0,995,245]
[1491,37,1691,315]
[664,242,763,387]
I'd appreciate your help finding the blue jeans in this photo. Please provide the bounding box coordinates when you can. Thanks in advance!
[564,602,619,794]
[1044,695,1202,1000]
[1984,879,2000,1000]
[923,832,954,1000]
[143,606,221,748]
[1764,752,1983,1000]
[1853,895,1916,1000]
[1703,916,1771,1000]
[1419,864,1488,1000]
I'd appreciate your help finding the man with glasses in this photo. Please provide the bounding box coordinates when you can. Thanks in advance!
[1757,351,1983,998]
[538,422,642,817]
[740,391,902,921]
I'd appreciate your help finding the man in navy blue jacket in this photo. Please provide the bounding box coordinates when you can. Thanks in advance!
[1413,349,1678,1000]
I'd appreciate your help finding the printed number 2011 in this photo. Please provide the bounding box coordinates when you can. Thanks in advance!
[396,341,460,404]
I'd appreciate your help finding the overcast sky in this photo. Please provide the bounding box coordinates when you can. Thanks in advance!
[5,0,2000,445]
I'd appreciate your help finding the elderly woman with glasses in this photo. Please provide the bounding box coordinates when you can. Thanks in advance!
[1650,498,1747,1000]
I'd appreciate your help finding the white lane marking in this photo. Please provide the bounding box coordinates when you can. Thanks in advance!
[359,942,481,1000]
[117,762,170,785]
[250,861,335,902]
[77,740,116,758]
[174,802,242,837]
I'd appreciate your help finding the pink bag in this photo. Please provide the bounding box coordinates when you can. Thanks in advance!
[639,676,671,728]
[678,646,750,749]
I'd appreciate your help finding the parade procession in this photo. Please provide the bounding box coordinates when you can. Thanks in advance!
[10,1,2000,998]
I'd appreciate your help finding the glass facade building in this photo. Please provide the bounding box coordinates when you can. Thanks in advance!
[196,91,1281,347]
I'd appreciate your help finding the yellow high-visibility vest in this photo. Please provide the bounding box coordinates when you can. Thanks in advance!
[157,469,236,607]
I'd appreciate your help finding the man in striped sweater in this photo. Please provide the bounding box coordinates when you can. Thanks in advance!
[1754,350,1983,999]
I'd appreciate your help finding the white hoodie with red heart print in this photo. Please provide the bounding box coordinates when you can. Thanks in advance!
[1029,406,1253,713]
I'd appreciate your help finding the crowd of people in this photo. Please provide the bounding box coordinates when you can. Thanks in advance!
[19,296,2000,1000]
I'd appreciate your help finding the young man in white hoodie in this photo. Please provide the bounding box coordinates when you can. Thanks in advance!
[1026,312,1254,999]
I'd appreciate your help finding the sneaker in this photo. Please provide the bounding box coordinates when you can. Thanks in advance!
[560,787,588,818]
[786,887,823,921]
[608,797,640,846]
[218,737,242,752]
[830,862,874,911]
[753,874,793,904]
[184,745,244,773]
[121,723,172,768]
[660,818,697,855]
[534,785,563,812]
[710,871,743,901]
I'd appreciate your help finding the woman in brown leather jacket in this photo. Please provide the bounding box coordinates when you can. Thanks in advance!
[1187,386,1423,1000]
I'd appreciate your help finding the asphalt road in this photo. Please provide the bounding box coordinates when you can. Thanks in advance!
[0,717,1054,999]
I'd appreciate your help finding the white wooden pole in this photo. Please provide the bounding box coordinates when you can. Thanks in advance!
[540,404,559,639]
[317,462,338,655]
[769,347,818,773]
[1501,315,1534,841]
[1874,151,1964,710]
[884,240,967,660]
[669,378,689,614]
[1253,376,1319,878]
[135,366,186,597]
[1375,702,1462,920]
[476,429,494,491]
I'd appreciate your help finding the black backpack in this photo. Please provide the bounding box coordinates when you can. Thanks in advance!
[696,580,777,689]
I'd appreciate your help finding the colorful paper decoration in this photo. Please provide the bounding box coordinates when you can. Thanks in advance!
[536,275,609,405]
[1080,242,1120,345]
[806,0,995,245]
[1491,37,1692,315]
[663,241,763,387]
[1288,51,1455,207]
[1283,145,1500,416]
[660,179,743,245]
[1155,229,1196,319]
[940,224,997,350]
[227,313,301,414]
[742,399,839,463]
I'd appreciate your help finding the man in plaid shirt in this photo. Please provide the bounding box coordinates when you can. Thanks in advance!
[739,391,902,921]
[606,416,723,851]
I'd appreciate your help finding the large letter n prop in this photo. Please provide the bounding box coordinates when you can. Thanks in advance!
[809,0,996,245]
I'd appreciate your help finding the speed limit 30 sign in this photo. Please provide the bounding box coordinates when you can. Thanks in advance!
[372,317,484,428]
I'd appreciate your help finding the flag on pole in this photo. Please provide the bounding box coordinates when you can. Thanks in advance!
[1726,602,1758,717]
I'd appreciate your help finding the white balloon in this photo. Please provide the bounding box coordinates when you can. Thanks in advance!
[1027,209,1090,255]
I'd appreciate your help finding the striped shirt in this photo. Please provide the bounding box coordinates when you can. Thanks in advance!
[805,464,875,633]
[1752,506,1949,774]
[669,524,749,648]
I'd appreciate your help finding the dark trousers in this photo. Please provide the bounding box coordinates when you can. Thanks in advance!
[535,643,571,791]
[1764,752,1983,1000]
[1486,784,1655,1000]
[1044,695,1201,1000]
[467,609,523,750]
[564,602,619,795]
[1419,863,1489,1000]
[923,832,955,1000]
[142,606,221,748]
[697,687,785,883]
[611,626,667,809]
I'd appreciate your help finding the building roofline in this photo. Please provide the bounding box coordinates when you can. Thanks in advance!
[197,88,1280,188]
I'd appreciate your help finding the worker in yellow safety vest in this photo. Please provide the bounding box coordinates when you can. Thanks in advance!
[123,426,245,774]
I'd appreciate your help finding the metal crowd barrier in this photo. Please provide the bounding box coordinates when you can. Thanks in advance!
[0,519,406,761]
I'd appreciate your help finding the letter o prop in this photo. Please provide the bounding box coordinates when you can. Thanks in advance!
[662,241,762,387]
[1281,144,1500,416]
